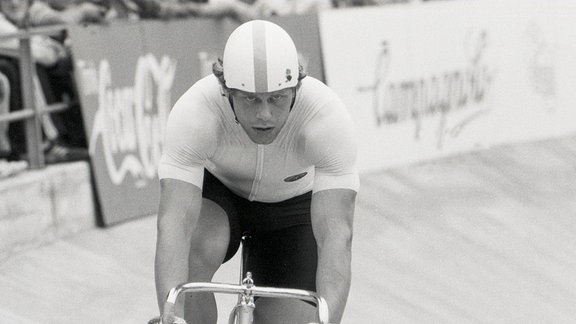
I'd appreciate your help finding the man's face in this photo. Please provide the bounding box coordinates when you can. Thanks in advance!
[231,87,295,145]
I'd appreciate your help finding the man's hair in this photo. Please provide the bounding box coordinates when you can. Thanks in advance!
[212,58,307,94]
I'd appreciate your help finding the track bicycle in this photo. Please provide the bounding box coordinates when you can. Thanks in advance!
[150,237,330,324]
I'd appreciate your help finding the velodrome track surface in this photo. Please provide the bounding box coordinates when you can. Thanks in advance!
[1,135,576,323]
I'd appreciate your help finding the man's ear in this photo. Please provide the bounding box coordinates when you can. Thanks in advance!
[220,86,228,97]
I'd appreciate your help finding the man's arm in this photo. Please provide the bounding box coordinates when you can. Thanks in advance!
[155,178,203,315]
[311,188,357,324]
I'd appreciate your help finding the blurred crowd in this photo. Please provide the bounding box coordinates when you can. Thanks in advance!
[0,0,426,178]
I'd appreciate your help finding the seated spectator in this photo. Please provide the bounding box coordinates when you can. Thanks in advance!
[110,0,256,22]
[0,0,107,28]
[245,0,332,17]
[183,0,257,22]
[332,0,413,7]
[0,10,88,164]
[122,0,196,19]
[28,1,108,26]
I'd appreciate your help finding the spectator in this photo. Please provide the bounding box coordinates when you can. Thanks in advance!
[103,0,140,20]
[1,0,107,28]
[332,0,415,7]
[246,0,332,17]
[109,0,256,22]
[183,0,257,22]
[0,7,88,164]
[1,0,258,166]
[123,0,198,19]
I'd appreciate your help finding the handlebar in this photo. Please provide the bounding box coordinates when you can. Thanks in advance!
[163,281,330,324]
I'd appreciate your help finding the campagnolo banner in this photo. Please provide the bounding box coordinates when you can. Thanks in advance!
[320,0,576,172]
[357,30,494,147]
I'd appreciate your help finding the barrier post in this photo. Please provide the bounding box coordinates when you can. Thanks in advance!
[18,36,44,169]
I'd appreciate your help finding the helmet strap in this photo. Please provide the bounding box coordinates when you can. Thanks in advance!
[227,96,240,124]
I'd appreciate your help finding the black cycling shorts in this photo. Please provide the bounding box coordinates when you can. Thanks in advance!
[202,171,317,292]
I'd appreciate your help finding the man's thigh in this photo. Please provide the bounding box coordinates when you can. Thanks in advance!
[244,224,318,291]
[247,225,319,324]
[187,198,231,271]
[200,170,243,263]
[254,298,317,324]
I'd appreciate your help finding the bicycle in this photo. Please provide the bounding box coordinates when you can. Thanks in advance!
[150,237,330,324]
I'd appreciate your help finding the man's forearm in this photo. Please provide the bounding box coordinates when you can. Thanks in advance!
[155,179,203,312]
[316,242,352,324]
[311,189,356,323]
[154,233,190,311]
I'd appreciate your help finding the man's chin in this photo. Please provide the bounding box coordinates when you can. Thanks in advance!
[250,137,274,145]
[248,133,276,145]
[241,126,279,145]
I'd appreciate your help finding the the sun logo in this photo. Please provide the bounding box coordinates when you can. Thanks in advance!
[285,68,292,82]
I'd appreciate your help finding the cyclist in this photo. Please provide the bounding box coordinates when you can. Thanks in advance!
[155,20,358,324]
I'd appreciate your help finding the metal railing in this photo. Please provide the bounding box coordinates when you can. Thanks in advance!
[0,24,71,169]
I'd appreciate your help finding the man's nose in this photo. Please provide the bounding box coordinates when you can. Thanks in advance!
[256,102,272,121]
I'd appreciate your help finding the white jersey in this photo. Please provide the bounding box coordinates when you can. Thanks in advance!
[158,75,359,203]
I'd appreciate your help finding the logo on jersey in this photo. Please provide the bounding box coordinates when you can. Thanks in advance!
[284,172,307,182]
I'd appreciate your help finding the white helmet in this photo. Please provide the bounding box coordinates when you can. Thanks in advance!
[223,20,299,93]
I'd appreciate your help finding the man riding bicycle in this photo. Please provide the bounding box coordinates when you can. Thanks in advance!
[155,20,359,324]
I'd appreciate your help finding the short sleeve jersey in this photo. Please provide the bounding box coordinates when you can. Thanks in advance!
[158,74,359,203]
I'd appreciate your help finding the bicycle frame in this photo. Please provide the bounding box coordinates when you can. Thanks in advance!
[162,276,330,324]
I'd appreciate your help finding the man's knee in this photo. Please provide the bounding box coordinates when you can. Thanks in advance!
[188,199,231,275]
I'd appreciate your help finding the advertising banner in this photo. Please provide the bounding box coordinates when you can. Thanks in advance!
[320,0,576,172]
[502,0,576,141]
[69,23,156,225]
[68,16,324,225]
[68,19,233,225]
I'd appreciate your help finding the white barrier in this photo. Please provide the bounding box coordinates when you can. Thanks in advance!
[320,0,576,172]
